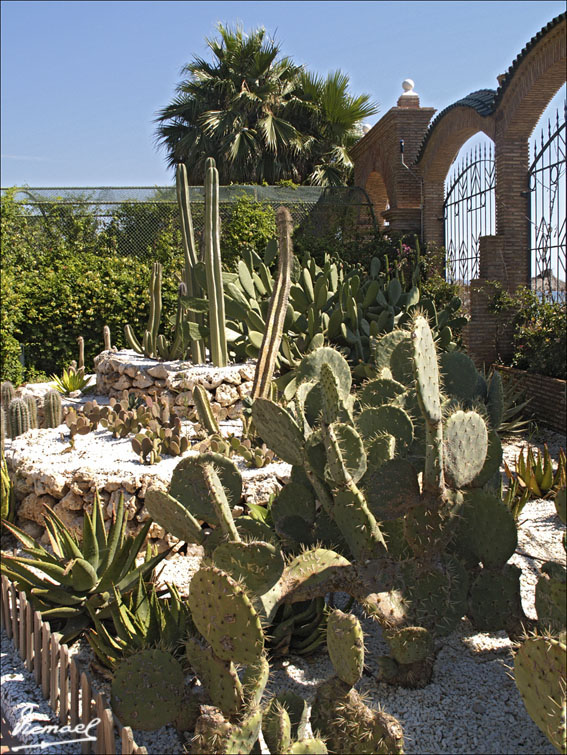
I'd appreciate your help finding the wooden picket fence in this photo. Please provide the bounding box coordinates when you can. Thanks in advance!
[0,575,147,754]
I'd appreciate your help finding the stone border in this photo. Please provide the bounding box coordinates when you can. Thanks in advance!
[94,350,256,422]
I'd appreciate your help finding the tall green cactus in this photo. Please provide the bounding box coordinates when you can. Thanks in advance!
[204,157,228,367]
[43,389,63,428]
[1,381,16,410]
[9,398,30,437]
[124,261,163,358]
[176,162,206,364]
[252,206,294,399]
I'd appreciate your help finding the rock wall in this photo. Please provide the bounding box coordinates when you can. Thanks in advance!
[5,427,290,554]
[94,350,256,421]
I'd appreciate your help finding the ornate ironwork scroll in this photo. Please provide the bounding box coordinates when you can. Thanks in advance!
[528,104,566,302]
[443,142,495,284]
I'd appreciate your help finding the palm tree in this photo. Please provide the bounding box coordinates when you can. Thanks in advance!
[155,25,378,186]
[155,24,308,184]
[295,71,379,186]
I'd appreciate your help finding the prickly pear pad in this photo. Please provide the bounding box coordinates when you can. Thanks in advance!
[285,549,351,593]
[144,485,204,544]
[514,635,566,754]
[170,453,242,524]
[412,316,442,424]
[252,398,305,466]
[296,346,352,397]
[443,410,488,488]
[287,739,328,754]
[454,489,517,569]
[212,540,285,594]
[110,649,184,730]
[224,709,263,755]
[188,565,264,664]
[357,406,414,450]
[185,636,243,716]
[326,609,364,686]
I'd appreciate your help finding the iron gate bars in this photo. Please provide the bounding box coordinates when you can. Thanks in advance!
[443,142,495,285]
[528,103,566,302]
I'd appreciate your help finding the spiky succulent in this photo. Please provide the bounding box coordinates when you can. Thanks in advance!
[50,364,93,395]
[1,491,170,643]
[87,579,193,669]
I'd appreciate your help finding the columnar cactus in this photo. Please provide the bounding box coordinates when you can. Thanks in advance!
[193,384,220,435]
[1,381,16,409]
[176,162,206,364]
[43,389,63,428]
[103,324,112,351]
[252,206,294,399]
[23,395,38,429]
[77,336,85,371]
[9,397,30,438]
[204,157,228,367]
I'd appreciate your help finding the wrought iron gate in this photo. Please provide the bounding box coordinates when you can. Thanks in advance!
[443,142,495,284]
[528,103,566,302]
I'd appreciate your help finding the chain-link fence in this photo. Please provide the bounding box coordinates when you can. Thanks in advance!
[1,185,378,266]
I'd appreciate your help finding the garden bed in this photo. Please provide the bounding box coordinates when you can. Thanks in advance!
[3,419,289,552]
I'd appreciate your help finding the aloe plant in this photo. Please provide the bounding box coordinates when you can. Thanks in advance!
[50,363,93,395]
[504,444,566,500]
[87,579,193,670]
[1,491,170,643]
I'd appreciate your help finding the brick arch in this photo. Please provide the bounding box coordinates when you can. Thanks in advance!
[416,107,496,184]
[493,15,566,140]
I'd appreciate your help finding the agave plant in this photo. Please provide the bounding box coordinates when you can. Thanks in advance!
[1,491,170,643]
[504,445,566,500]
[50,363,94,395]
[87,579,193,671]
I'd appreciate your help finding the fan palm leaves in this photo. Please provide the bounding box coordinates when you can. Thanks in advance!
[155,24,378,186]
[155,24,307,184]
[296,70,379,186]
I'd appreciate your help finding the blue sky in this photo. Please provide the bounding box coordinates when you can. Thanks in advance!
[1,0,565,187]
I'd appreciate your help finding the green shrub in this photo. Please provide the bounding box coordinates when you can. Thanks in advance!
[491,285,566,379]
[5,252,178,378]
[220,195,276,270]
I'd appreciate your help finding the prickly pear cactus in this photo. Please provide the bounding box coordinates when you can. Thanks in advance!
[514,634,567,754]
[188,565,264,664]
[111,649,184,731]
[326,609,364,686]
[311,678,404,755]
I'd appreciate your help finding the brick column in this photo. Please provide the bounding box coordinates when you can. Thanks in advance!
[422,179,445,247]
[493,137,531,291]
[351,80,435,240]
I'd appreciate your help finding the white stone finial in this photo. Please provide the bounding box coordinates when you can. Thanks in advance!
[398,79,419,108]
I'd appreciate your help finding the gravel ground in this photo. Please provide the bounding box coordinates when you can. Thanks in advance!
[1,428,565,754]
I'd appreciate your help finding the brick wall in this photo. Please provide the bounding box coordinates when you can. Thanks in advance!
[493,364,566,434]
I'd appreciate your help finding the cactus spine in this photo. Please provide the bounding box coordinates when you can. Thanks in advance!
[9,398,30,437]
[252,206,294,400]
[43,389,63,428]
[176,162,206,364]
[204,157,228,367]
